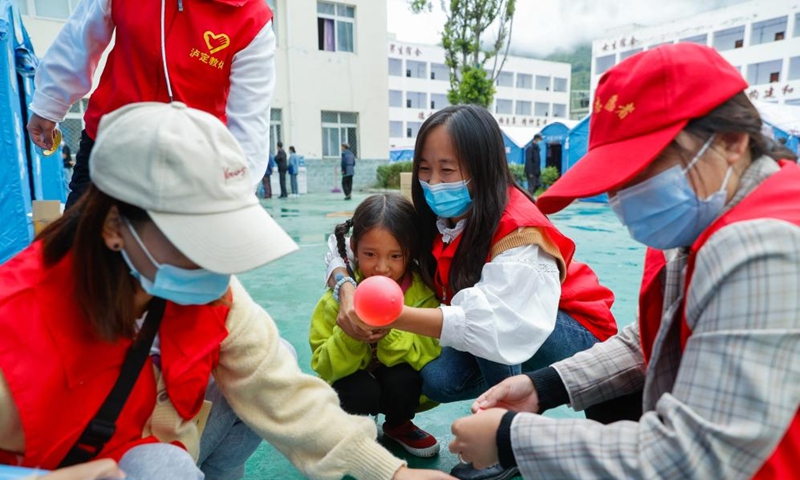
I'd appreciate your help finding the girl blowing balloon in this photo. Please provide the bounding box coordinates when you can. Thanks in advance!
[310,194,442,458]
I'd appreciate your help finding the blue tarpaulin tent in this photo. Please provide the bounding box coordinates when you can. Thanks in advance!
[0,1,64,263]
[563,115,606,203]
[501,126,538,165]
[755,101,800,156]
[533,121,578,174]
[389,146,414,162]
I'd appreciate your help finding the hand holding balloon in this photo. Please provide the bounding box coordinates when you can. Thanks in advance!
[353,276,404,327]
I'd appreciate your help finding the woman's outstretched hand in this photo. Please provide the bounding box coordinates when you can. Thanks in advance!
[472,374,540,414]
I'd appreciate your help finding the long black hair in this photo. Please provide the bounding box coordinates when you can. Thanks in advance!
[334,193,419,274]
[411,105,529,293]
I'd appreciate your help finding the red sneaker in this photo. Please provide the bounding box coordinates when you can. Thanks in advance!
[382,420,440,458]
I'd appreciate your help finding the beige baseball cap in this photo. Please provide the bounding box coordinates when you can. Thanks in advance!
[90,102,298,274]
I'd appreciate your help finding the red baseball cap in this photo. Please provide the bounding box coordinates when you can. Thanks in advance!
[536,43,748,214]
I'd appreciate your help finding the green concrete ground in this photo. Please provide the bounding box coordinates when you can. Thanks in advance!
[237,192,645,479]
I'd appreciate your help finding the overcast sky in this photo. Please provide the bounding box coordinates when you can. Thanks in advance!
[387,0,751,57]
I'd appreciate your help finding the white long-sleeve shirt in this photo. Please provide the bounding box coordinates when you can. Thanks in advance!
[324,225,561,366]
[30,0,275,186]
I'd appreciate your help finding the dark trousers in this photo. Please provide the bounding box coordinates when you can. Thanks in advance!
[331,363,421,427]
[261,175,272,198]
[278,170,287,197]
[526,174,540,195]
[65,130,95,210]
[342,175,353,198]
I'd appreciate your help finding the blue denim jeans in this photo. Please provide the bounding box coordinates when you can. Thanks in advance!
[197,379,263,480]
[196,338,295,480]
[421,310,599,403]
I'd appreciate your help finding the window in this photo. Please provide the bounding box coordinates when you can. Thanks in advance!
[751,16,788,46]
[321,111,358,158]
[406,91,426,109]
[389,90,403,108]
[389,121,403,138]
[553,77,568,92]
[747,59,783,85]
[317,2,355,53]
[534,102,549,117]
[27,0,74,19]
[596,54,615,75]
[61,98,89,155]
[406,60,426,79]
[796,13,800,38]
[496,71,514,87]
[790,56,800,81]
[516,73,532,89]
[535,75,551,91]
[270,109,283,158]
[552,104,567,118]
[735,39,744,48]
[515,101,531,116]
[713,26,745,51]
[679,34,708,45]
[407,122,422,138]
[266,0,278,39]
[495,99,513,115]
[619,48,643,61]
[431,63,449,81]
[431,93,449,109]
[647,41,673,49]
[388,58,403,77]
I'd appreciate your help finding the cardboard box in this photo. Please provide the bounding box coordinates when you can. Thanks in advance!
[400,172,413,202]
[32,200,62,236]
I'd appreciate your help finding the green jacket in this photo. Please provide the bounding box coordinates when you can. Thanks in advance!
[309,270,441,385]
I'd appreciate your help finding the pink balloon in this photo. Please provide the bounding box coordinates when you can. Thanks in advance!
[353,276,404,327]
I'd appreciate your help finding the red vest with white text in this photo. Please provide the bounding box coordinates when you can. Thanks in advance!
[0,242,230,468]
[638,161,800,479]
[432,187,618,342]
[83,0,272,139]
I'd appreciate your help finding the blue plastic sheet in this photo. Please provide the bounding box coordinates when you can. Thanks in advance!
[0,1,65,264]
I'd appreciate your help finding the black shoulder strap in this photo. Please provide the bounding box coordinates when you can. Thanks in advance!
[58,297,167,468]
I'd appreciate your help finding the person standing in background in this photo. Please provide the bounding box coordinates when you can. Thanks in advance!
[261,153,275,199]
[341,143,356,200]
[524,134,542,196]
[276,142,288,199]
[288,146,300,197]
[62,144,74,194]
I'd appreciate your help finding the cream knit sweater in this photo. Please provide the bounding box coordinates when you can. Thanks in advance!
[1,277,406,480]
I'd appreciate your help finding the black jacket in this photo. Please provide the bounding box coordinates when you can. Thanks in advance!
[276,149,288,173]
[525,142,541,177]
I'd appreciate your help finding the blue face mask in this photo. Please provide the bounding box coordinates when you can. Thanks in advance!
[120,218,231,305]
[420,179,473,218]
[609,135,732,250]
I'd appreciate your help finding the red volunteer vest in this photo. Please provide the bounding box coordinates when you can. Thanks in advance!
[83,0,272,139]
[638,161,800,479]
[0,242,230,468]
[432,187,617,342]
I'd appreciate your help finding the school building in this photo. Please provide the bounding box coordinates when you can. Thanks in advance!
[387,38,572,150]
[590,0,800,106]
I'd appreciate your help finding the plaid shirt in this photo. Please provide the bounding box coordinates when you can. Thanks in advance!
[511,157,800,479]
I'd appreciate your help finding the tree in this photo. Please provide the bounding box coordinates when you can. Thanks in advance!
[410,0,516,108]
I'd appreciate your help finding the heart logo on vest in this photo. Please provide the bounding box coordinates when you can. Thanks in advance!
[204,31,231,55]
